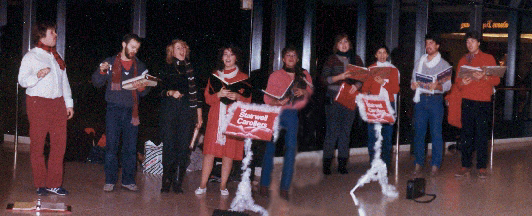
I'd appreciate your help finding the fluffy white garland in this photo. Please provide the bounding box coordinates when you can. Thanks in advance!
[350,124,398,207]
[221,102,282,216]
[229,138,269,215]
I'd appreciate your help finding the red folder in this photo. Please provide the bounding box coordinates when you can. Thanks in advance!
[334,82,358,110]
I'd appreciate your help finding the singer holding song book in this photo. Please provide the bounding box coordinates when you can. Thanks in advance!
[410,33,451,177]
[157,39,202,193]
[320,33,364,175]
[195,45,251,196]
[18,21,74,196]
[259,46,313,201]
[360,45,399,171]
[92,33,150,192]
[454,31,499,179]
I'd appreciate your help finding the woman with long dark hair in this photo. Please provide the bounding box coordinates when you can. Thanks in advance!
[158,40,202,193]
[195,45,251,196]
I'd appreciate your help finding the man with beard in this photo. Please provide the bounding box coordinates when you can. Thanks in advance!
[92,33,150,192]
[410,33,451,177]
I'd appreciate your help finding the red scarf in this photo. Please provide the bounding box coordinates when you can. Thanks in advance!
[111,53,140,126]
[224,67,237,74]
[37,41,66,70]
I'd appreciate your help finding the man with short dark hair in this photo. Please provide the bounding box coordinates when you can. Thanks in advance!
[410,33,452,176]
[92,33,150,192]
[454,31,499,179]
[18,20,74,196]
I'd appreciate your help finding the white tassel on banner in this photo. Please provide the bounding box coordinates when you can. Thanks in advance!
[350,124,398,207]
[229,138,269,216]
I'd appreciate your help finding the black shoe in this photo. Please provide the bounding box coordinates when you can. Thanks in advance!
[37,187,48,196]
[259,185,269,197]
[160,170,173,193]
[338,158,349,174]
[208,175,222,183]
[323,158,332,175]
[46,187,68,196]
[160,178,171,193]
[280,189,289,201]
[172,166,186,194]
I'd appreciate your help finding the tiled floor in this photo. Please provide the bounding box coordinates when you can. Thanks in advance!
[1,141,532,216]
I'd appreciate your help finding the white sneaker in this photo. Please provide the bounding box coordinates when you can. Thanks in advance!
[220,189,229,196]
[121,184,139,191]
[195,187,207,195]
[103,184,115,192]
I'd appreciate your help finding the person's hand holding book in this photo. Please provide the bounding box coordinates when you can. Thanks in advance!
[333,70,354,82]
[472,71,486,80]
[349,85,358,94]
[167,90,183,99]
[428,82,441,91]
[131,80,148,92]
[461,77,472,86]
[292,87,306,98]
[411,81,420,90]
[226,92,241,101]
[217,87,230,98]
[374,76,385,85]
[277,97,291,106]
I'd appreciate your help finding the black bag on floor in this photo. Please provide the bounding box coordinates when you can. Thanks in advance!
[212,209,249,216]
[87,145,105,164]
[406,178,436,203]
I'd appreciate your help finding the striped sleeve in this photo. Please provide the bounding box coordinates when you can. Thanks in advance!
[186,62,198,108]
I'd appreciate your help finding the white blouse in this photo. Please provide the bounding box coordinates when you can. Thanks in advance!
[18,47,73,108]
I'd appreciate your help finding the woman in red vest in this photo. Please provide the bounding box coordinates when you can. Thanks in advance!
[196,45,251,196]
[359,45,400,170]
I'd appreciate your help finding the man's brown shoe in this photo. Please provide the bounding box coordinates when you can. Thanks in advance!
[259,185,269,197]
[430,166,439,177]
[478,168,488,179]
[280,189,289,201]
[411,164,422,176]
[454,167,471,177]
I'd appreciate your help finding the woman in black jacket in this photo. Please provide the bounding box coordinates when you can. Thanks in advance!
[320,33,364,175]
[158,39,203,193]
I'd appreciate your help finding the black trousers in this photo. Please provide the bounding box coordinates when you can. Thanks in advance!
[159,97,195,175]
[460,98,492,169]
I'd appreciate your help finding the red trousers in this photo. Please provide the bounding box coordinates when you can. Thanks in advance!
[26,96,67,188]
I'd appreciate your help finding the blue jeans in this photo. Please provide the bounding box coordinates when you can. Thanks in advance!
[105,103,138,185]
[260,109,298,191]
[323,103,356,159]
[413,95,444,167]
[368,103,395,166]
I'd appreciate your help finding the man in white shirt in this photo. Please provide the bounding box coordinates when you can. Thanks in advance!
[410,33,451,176]
[18,21,74,196]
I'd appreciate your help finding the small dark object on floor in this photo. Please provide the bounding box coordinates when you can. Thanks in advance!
[212,209,250,216]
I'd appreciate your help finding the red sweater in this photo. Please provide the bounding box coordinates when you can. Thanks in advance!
[455,51,499,102]
[359,63,400,102]
[263,69,313,110]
